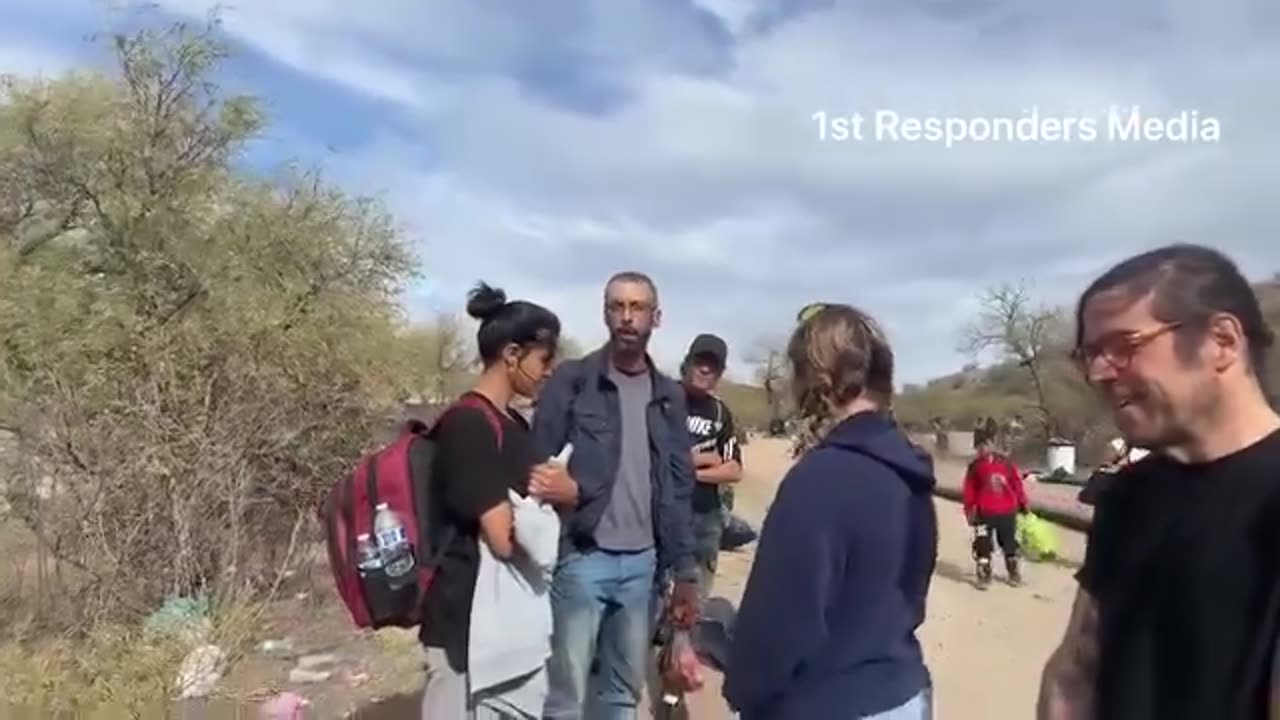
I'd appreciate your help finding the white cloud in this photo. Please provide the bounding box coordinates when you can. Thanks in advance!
[18,0,1280,385]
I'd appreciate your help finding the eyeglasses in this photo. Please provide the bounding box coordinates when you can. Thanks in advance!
[797,302,829,323]
[606,299,655,316]
[1071,322,1182,371]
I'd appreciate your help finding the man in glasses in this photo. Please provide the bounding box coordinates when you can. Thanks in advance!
[533,271,701,719]
[1037,244,1280,720]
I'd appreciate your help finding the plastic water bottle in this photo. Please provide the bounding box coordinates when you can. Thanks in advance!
[355,533,381,576]
[373,503,415,588]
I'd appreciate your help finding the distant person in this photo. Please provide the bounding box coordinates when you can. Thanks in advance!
[962,435,1029,588]
[1003,415,1026,452]
[419,282,572,719]
[531,271,700,719]
[1037,244,1280,720]
[1107,436,1150,466]
[767,415,787,437]
[971,415,997,446]
[983,416,1000,446]
[972,416,987,444]
[930,416,949,454]
[1078,437,1152,506]
[724,302,938,720]
[679,333,743,598]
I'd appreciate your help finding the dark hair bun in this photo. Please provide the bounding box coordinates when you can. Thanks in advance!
[466,282,508,321]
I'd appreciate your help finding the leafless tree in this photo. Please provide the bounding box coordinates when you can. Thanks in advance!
[960,283,1069,439]
[744,336,787,427]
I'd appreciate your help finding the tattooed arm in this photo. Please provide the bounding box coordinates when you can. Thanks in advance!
[1037,589,1100,720]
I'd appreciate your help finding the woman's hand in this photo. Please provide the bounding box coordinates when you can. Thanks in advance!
[529,461,579,508]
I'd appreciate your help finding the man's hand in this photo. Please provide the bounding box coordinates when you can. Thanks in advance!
[660,629,706,694]
[693,451,722,469]
[669,580,700,630]
[529,461,579,508]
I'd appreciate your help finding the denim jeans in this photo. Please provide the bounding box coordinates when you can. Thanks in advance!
[544,547,658,720]
[861,687,932,720]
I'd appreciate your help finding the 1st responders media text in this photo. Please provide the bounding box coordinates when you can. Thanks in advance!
[812,106,1221,146]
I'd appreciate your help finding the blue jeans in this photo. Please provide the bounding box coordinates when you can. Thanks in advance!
[544,547,658,720]
[861,687,932,720]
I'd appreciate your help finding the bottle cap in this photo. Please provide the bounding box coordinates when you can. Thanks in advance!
[356,533,371,540]
[375,502,389,510]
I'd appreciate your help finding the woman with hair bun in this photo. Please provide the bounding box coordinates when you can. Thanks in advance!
[419,281,578,719]
[724,303,939,720]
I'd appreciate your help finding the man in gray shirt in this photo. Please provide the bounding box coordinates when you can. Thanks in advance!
[532,271,700,719]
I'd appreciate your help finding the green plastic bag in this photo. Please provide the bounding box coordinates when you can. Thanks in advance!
[1017,512,1059,561]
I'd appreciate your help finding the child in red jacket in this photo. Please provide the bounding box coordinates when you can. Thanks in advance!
[962,435,1029,588]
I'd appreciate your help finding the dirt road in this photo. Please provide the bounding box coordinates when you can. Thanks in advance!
[666,437,1088,719]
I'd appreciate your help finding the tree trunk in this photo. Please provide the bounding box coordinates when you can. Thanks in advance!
[1025,359,1056,438]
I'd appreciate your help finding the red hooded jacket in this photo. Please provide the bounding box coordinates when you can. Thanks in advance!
[962,452,1028,518]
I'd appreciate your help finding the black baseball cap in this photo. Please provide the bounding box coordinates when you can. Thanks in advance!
[685,333,728,370]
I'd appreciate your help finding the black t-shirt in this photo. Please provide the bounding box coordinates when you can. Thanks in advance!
[685,389,742,515]
[419,392,540,672]
[1077,428,1280,720]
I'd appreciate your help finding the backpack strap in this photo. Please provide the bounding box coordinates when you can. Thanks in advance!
[416,393,507,574]
[450,392,506,448]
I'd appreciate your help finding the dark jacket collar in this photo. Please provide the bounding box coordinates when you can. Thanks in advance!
[581,344,682,402]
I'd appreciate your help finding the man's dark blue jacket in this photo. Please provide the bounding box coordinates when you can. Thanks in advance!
[723,410,938,719]
[531,346,699,582]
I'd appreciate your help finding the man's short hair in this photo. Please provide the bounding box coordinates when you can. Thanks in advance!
[604,271,659,306]
[1075,243,1274,386]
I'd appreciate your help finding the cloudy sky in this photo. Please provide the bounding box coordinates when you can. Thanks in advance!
[3,0,1278,385]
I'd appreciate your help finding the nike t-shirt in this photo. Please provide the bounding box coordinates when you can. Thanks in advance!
[685,390,742,515]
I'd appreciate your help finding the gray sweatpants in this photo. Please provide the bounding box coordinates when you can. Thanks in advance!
[421,647,544,720]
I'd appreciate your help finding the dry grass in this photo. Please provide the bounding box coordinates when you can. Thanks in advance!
[0,597,278,718]
[0,518,283,717]
[0,624,189,717]
[0,590,292,717]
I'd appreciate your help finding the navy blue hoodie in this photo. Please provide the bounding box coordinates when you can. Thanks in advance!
[723,411,939,719]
